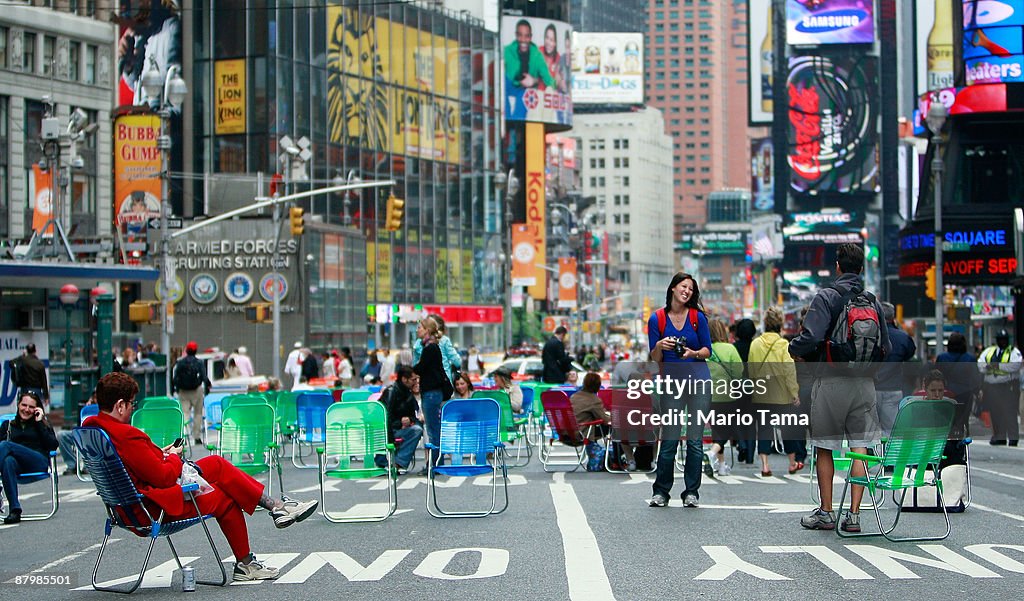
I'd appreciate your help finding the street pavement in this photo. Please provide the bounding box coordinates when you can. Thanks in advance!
[4,433,1024,600]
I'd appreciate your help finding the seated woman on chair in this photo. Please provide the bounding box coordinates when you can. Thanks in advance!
[84,372,319,581]
[0,391,58,523]
[902,370,967,467]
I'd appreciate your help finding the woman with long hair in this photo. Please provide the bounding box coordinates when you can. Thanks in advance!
[414,316,452,473]
[453,372,475,399]
[647,272,713,508]
[0,391,58,523]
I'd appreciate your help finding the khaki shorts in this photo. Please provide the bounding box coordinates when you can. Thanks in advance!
[808,377,881,451]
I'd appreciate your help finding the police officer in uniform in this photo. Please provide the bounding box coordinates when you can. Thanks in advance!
[977,330,1022,446]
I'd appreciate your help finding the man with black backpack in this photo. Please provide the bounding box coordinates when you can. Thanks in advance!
[173,341,211,445]
[789,243,890,533]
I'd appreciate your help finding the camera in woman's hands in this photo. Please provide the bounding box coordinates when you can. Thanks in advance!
[673,337,688,355]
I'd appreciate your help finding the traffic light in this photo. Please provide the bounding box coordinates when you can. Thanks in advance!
[642,296,652,322]
[128,301,159,324]
[289,206,304,236]
[385,194,404,231]
[925,265,936,300]
[245,303,272,323]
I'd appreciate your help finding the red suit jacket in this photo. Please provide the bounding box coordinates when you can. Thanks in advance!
[84,412,188,515]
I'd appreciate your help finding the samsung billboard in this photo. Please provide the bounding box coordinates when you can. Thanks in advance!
[786,0,876,45]
[570,32,644,105]
[501,16,574,127]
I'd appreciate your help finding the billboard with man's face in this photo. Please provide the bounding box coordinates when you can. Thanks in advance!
[570,32,643,105]
[501,16,573,128]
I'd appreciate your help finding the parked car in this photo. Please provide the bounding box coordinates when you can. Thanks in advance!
[491,357,589,381]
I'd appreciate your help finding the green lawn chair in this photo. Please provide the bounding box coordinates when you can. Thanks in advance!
[273,391,300,440]
[340,389,373,403]
[472,390,531,467]
[315,401,397,523]
[520,382,556,445]
[220,393,269,416]
[208,403,281,498]
[131,405,186,450]
[138,396,180,411]
[836,399,957,542]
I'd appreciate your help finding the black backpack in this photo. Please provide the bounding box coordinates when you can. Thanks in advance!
[174,357,204,391]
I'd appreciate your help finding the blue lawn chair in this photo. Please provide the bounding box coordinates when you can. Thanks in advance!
[72,427,227,593]
[425,398,508,518]
[0,415,59,521]
[292,391,334,469]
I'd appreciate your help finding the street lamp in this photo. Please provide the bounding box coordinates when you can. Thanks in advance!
[926,100,948,352]
[273,135,311,380]
[143,60,187,394]
[59,284,79,410]
[495,169,519,350]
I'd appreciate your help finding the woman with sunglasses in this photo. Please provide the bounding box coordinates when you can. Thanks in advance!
[0,391,58,523]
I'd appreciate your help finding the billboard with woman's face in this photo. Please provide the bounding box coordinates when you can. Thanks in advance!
[501,16,573,128]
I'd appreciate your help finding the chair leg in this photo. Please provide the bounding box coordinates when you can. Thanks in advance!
[92,521,159,594]
[21,456,60,521]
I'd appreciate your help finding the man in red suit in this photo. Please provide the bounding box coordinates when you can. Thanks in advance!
[85,372,318,581]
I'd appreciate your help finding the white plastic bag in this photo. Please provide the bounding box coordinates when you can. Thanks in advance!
[177,461,215,496]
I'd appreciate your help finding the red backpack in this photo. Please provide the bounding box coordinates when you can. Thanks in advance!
[654,307,699,339]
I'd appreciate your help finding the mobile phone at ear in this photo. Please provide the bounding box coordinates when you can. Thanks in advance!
[173,437,184,448]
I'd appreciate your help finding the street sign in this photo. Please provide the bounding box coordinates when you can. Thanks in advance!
[149,218,183,229]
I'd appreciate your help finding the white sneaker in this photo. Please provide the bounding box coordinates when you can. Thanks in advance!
[270,498,319,529]
[717,462,731,477]
[233,556,280,581]
[709,454,720,474]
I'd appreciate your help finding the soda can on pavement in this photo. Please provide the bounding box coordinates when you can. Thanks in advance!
[181,566,196,592]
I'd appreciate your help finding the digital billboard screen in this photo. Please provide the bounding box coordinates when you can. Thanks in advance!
[751,137,774,211]
[786,0,876,45]
[787,55,879,195]
[501,16,574,128]
[571,32,644,105]
[749,0,774,124]
[963,0,1024,85]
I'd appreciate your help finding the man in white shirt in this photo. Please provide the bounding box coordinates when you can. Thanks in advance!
[285,341,304,391]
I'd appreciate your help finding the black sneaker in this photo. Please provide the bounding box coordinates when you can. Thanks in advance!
[3,509,22,525]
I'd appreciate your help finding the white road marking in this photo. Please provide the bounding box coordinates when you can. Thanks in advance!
[32,540,119,572]
[76,558,197,590]
[695,546,790,581]
[971,503,1024,525]
[965,544,1024,574]
[411,548,509,580]
[760,546,872,579]
[972,466,1024,483]
[549,478,615,600]
[275,551,411,583]
[846,545,1001,579]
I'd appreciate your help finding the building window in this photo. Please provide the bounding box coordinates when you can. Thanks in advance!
[43,36,55,75]
[84,44,96,84]
[68,42,79,81]
[24,33,36,72]
[622,176,629,186]
[0,28,6,68]
[0,97,7,236]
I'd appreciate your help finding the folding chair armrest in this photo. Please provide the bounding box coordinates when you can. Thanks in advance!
[424,443,438,450]
[579,419,604,427]
[880,437,888,444]
[181,483,199,494]
[267,442,279,449]
[493,441,506,449]
[48,451,58,457]
[206,444,217,451]
[845,451,881,463]
[385,443,395,451]
[513,417,528,426]
[315,447,325,455]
